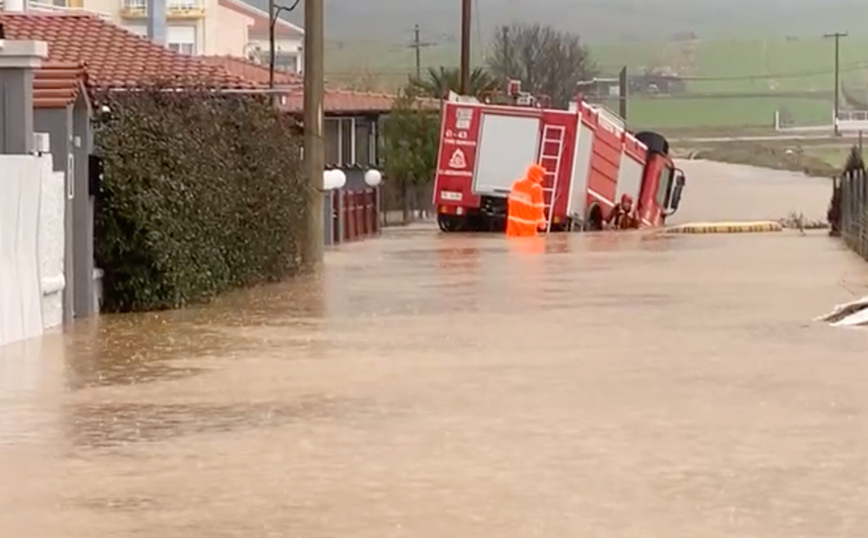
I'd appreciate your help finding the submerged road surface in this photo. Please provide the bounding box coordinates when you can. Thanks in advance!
[2,161,868,537]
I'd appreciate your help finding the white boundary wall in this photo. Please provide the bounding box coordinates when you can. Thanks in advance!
[0,154,65,348]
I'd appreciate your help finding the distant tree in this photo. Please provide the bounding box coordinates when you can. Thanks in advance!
[382,85,441,223]
[410,66,499,98]
[486,23,597,108]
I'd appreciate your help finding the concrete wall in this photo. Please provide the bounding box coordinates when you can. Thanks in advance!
[33,107,75,322]
[72,96,96,318]
[0,153,65,349]
[33,95,95,320]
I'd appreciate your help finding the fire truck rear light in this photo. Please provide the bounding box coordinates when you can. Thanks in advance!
[456,207,464,215]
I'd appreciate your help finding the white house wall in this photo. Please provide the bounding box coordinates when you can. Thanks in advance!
[0,154,65,349]
[209,4,254,55]
[39,158,66,330]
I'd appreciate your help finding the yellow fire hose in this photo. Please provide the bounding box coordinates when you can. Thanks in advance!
[662,221,783,234]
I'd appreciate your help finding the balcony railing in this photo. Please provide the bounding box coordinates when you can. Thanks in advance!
[0,0,114,19]
[121,0,205,18]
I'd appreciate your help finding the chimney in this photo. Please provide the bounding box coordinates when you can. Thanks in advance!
[146,0,167,46]
[0,40,49,154]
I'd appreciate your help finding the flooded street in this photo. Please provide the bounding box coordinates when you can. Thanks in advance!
[3,160,868,537]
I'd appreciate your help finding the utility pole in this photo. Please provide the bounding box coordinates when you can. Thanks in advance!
[459,0,471,95]
[618,66,628,122]
[408,24,435,80]
[824,31,848,136]
[269,0,276,89]
[304,0,325,267]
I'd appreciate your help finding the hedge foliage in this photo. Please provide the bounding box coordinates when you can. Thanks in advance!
[93,84,307,312]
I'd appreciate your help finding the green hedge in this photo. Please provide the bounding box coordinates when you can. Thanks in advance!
[93,85,307,312]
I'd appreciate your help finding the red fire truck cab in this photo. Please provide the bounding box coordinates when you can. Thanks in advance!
[432,90,686,232]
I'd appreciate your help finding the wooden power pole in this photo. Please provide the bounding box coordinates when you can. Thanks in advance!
[619,66,628,122]
[460,0,471,95]
[304,0,325,267]
[824,31,848,136]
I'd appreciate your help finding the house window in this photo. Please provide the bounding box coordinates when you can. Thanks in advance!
[168,42,195,55]
[167,25,196,55]
[275,53,297,72]
[354,119,372,167]
[251,50,298,73]
[169,0,197,8]
[324,119,340,164]
[339,119,353,164]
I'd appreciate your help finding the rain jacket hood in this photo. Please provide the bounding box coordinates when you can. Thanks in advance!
[526,163,546,183]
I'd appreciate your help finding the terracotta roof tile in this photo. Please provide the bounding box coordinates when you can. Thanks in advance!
[33,60,86,109]
[0,12,258,89]
[202,55,302,86]
[283,89,440,114]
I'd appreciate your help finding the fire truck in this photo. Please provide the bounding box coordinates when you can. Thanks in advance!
[432,83,686,232]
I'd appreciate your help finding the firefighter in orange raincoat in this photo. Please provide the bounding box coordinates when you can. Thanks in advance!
[506,163,547,238]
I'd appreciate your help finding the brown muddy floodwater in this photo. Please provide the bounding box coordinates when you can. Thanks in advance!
[2,160,868,537]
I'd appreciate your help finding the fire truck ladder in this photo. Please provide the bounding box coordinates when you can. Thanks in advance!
[539,124,566,233]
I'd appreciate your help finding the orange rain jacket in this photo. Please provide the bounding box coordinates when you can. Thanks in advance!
[506,163,547,238]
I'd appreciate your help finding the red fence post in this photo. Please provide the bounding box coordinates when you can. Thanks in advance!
[342,191,350,242]
[363,189,371,237]
[354,191,363,240]
[365,189,373,237]
[374,185,381,234]
[332,191,340,244]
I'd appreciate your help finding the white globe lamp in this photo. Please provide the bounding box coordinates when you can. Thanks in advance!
[332,169,347,189]
[323,169,347,190]
[364,169,383,187]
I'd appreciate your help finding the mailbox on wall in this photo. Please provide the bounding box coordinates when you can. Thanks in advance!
[88,154,103,196]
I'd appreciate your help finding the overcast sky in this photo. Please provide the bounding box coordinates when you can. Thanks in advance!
[254,0,864,43]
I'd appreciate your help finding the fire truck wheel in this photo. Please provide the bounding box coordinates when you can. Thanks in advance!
[635,131,669,155]
[584,205,604,231]
[437,214,465,232]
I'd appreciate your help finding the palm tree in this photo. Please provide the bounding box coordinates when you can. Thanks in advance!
[410,66,499,98]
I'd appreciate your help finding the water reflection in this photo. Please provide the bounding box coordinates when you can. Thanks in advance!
[63,397,349,449]
[62,272,329,391]
[0,335,63,446]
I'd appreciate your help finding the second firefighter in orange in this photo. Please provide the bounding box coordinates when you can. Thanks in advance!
[506,163,547,238]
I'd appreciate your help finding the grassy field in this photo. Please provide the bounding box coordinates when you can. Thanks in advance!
[327,35,868,131]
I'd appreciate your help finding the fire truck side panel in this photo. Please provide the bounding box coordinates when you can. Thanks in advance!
[537,109,579,222]
[433,101,483,210]
[566,118,595,219]
[473,113,541,195]
[586,114,622,216]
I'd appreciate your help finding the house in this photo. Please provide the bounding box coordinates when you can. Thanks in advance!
[217,0,302,72]
[211,54,418,169]
[0,11,257,321]
[0,0,303,70]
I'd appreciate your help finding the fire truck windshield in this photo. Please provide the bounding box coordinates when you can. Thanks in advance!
[656,165,675,209]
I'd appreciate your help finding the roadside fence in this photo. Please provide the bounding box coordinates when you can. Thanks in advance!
[834,166,868,261]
